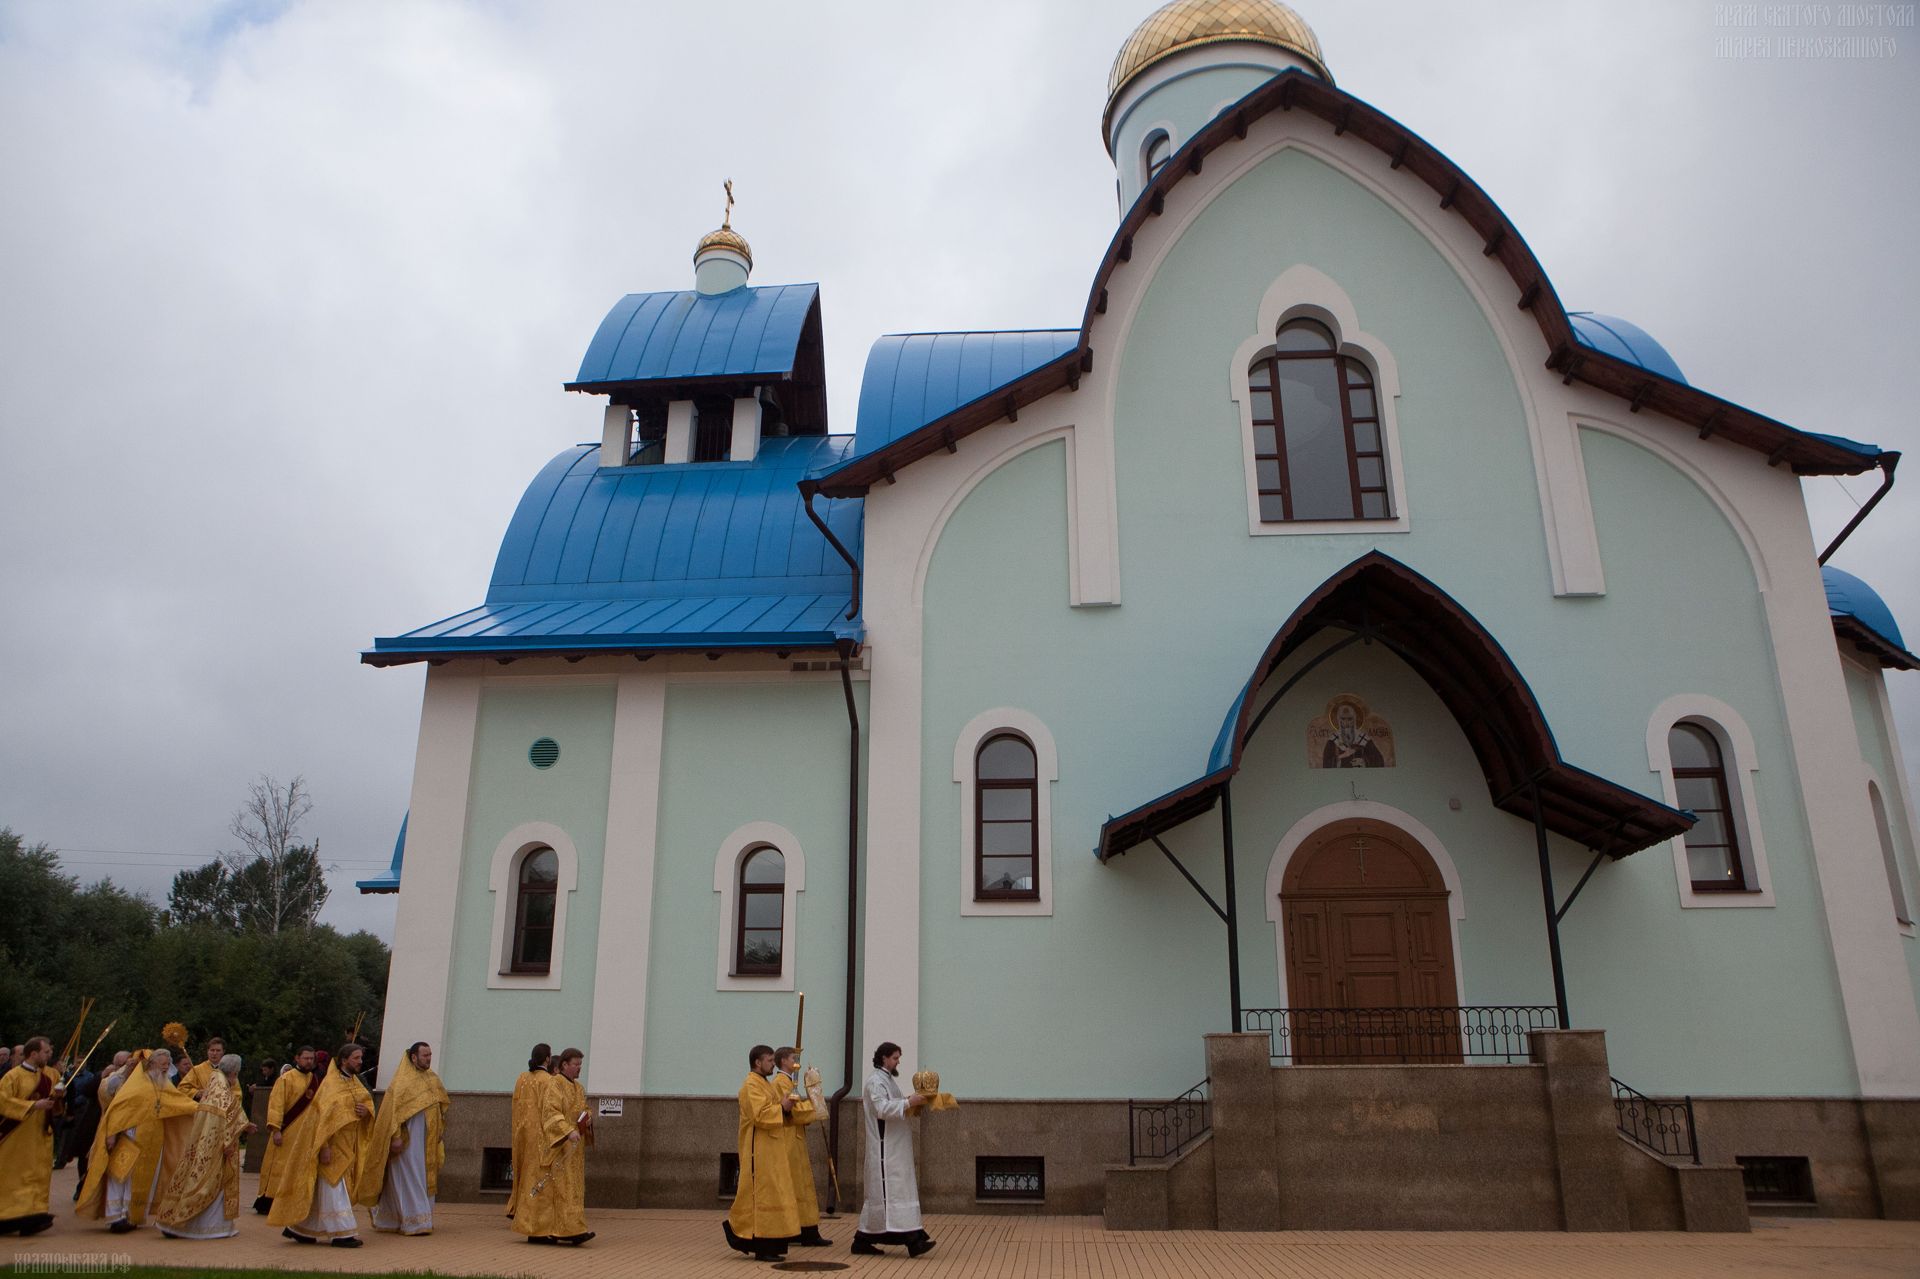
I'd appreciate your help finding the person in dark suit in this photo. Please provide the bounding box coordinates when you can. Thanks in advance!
[59,1053,123,1200]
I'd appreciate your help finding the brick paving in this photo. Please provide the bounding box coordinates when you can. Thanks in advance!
[5,1170,1919,1277]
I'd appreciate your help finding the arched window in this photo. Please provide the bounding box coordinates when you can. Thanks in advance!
[735,846,785,975]
[976,734,1039,900]
[1870,782,1912,926]
[511,847,559,974]
[1143,130,1171,183]
[1248,318,1388,522]
[1670,724,1746,892]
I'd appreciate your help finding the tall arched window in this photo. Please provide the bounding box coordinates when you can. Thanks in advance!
[1870,782,1912,925]
[1670,724,1746,892]
[511,846,559,974]
[1249,318,1388,522]
[735,846,785,975]
[976,734,1038,900]
[1143,130,1172,183]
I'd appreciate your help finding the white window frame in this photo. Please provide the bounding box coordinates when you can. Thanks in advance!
[1866,773,1917,936]
[1646,695,1774,908]
[487,821,580,990]
[955,708,1058,917]
[1141,125,1174,187]
[1228,264,1409,537]
[713,821,806,991]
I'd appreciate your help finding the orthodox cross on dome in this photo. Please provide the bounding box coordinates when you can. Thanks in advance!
[723,178,735,230]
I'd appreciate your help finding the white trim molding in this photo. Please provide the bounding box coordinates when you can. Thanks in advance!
[1645,694,1775,909]
[587,672,667,1094]
[1228,264,1410,538]
[1865,771,1917,937]
[713,821,807,991]
[953,707,1060,917]
[1263,801,1468,1010]
[486,821,582,990]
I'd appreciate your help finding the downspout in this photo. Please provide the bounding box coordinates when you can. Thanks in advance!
[1819,452,1898,565]
[802,481,863,621]
[825,642,862,1213]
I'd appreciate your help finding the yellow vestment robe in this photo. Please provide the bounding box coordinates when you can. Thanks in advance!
[266,1063,372,1229]
[153,1070,247,1230]
[0,1064,61,1222]
[354,1057,450,1206]
[504,1068,551,1217]
[257,1066,313,1199]
[774,1072,823,1228]
[728,1071,798,1242]
[74,1054,201,1225]
[511,1072,587,1239]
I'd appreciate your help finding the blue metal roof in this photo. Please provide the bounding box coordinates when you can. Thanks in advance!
[367,435,863,661]
[356,813,405,894]
[570,283,820,388]
[1568,312,1687,385]
[1824,565,1916,666]
[835,330,1079,467]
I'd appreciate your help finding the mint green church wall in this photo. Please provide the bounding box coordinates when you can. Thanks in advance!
[441,682,614,1093]
[642,680,861,1096]
[1841,659,1920,1023]
[914,146,1854,1098]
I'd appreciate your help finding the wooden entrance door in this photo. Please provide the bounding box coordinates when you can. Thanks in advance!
[1280,818,1460,1064]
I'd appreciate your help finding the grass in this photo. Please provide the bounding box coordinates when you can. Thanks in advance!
[5,1259,533,1267]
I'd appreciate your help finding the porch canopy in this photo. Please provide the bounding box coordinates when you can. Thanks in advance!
[1096,553,1690,863]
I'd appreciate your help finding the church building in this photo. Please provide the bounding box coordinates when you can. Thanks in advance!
[361,0,1920,1229]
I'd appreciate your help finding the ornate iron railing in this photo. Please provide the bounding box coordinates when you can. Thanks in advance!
[1243,1005,1558,1065]
[1612,1077,1700,1164]
[1127,1077,1209,1166]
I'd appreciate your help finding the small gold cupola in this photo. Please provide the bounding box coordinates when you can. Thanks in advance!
[693,179,753,295]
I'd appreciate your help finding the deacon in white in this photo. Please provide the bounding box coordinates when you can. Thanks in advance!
[853,1042,935,1258]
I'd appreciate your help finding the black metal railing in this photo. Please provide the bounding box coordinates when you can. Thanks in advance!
[1127,1077,1210,1166]
[1243,1005,1558,1065]
[1612,1077,1700,1164]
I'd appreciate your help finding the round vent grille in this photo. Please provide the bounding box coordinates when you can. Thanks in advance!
[529,738,560,770]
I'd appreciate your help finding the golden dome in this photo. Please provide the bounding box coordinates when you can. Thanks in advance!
[1107,0,1329,109]
[694,225,752,267]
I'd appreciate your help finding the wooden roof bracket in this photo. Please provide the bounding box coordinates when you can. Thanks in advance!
[1482,227,1506,257]
[1188,148,1204,174]
[1096,288,1109,314]
[1439,180,1461,211]
[1004,395,1019,424]
[1390,138,1410,170]
[1334,104,1352,136]
[1118,235,1133,262]
[941,428,957,454]
[1697,409,1725,440]
[1628,382,1655,414]
[1517,282,1540,311]
[1149,189,1165,216]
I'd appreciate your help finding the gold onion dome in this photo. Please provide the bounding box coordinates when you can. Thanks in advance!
[694,224,752,267]
[1107,0,1330,110]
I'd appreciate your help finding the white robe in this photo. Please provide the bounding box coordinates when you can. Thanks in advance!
[858,1068,921,1235]
[372,1111,434,1234]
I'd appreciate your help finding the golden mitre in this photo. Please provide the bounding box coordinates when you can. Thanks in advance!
[910,1069,958,1111]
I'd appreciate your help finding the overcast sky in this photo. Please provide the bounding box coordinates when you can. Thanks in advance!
[2,0,1915,942]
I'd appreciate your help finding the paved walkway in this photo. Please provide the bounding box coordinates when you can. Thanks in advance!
[6,1171,1919,1277]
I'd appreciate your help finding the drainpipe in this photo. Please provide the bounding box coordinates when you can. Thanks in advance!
[825,642,862,1213]
[801,482,862,621]
[1818,452,1899,565]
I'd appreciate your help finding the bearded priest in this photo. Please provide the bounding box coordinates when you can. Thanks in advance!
[268,1042,373,1247]
[356,1040,450,1235]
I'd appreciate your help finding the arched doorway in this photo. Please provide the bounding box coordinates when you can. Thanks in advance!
[1281,818,1460,1063]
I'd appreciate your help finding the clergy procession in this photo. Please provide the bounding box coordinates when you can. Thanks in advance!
[2,1009,945,1263]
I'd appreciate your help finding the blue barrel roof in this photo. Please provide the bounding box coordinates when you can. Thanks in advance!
[846,330,1080,461]
[1824,565,1911,654]
[355,813,405,894]
[368,435,863,660]
[1569,312,1687,384]
[570,283,820,388]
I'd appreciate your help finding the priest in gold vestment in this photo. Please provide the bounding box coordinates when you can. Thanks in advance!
[75,1048,200,1231]
[154,1053,253,1239]
[504,1042,551,1220]
[177,1036,246,1111]
[0,1036,63,1237]
[512,1046,592,1246]
[254,1045,316,1214]
[356,1041,450,1235]
[268,1043,373,1247]
[723,1044,799,1261]
[773,1046,830,1247]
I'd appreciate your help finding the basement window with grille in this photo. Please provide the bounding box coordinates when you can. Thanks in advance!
[1736,1155,1815,1205]
[718,1152,740,1199]
[480,1146,514,1193]
[975,1155,1044,1203]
